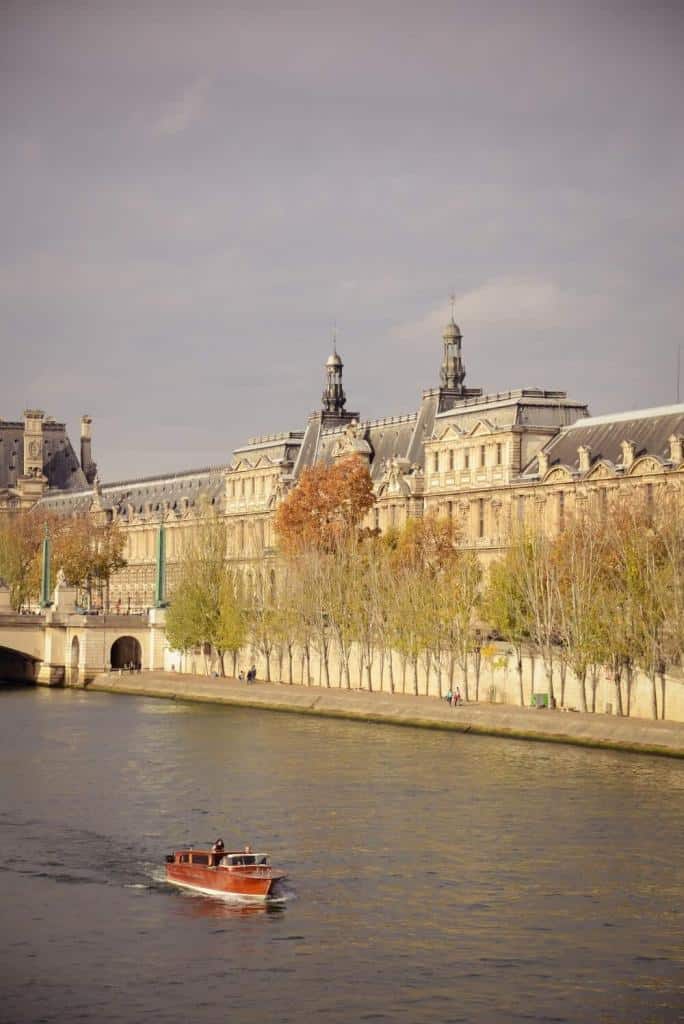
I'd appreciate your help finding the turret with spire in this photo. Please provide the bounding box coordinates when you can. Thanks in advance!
[433,295,482,411]
[440,295,466,392]
[322,334,347,415]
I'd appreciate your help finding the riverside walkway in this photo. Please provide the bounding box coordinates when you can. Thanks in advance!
[86,671,684,759]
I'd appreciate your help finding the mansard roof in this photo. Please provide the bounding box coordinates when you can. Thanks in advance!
[0,419,87,492]
[37,465,226,518]
[525,403,684,476]
[434,387,588,434]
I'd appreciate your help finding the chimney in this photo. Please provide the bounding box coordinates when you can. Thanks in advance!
[537,450,549,476]
[80,415,97,484]
[578,444,592,474]
[668,434,683,465]
[620,439,636,469]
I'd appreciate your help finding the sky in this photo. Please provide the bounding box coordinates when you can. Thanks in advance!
[2,1,683,481]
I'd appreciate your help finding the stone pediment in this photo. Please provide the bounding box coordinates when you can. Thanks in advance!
[376,456,412,498]
[628,455,663,476]
[331,420,372,460]
[543,466,573,483]
[465,418,497,438]
[433,423,465,442]
[585,461,614,480]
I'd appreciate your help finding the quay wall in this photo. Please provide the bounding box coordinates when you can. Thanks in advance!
[163,639,684,724]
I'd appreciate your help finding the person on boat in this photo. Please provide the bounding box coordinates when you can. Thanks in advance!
[243,844,255,865]
[211,838,225,866]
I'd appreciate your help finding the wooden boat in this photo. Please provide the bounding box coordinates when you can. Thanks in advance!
[165,845,286,900]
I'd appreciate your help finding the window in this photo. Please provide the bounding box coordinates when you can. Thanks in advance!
[448,450,454,471]
[464,449,470,470]
[558,491,565,532]
[645,482,654,511]
[480,445,486,468]
[447,501,453,520]
[496,443,503,466]
[180,853,190,864]
[478,498,485,539]
[517,495,525,522]
[433,452,439,473]
[192,854,209,866]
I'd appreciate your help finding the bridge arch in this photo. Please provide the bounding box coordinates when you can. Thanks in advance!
[0,645,40,683]
[110,636,142,671]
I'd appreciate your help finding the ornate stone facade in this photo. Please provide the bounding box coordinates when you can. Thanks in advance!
[5,314,684,605]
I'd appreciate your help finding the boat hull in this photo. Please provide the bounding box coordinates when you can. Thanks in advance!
[166,863,285,900]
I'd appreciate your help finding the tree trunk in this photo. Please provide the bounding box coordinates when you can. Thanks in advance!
[412,656,419,696]
[545,648,555,704]
[287,646,293,684]
[649,669,658,720]
[474,651,482,702]
[343,656,350,690]
[232,650,238,676]
[659,669,666,720]
[365,660,373,692]
[322,650,330,688]
[463,656,469,702]
[625,662,633,717]
[304,646,311,686]
[265,649,271,682]
[218,651,225,677]
[387,649,395,694]
[559,659,567,707]
[401,656,407,694]
[436,655,443,699]
[614,669,624,717]
[516,651,524,707]
[578,667,587,713]
[423,652,431,696]
[590,665,599,713]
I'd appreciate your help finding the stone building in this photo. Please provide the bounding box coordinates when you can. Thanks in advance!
[4,314,684,606]
[0,411,95,510]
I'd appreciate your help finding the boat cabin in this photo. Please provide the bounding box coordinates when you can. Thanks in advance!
[165,849,270,868]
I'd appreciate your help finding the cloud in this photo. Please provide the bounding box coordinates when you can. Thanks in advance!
[152,77,209,137]
[392,276,608,347]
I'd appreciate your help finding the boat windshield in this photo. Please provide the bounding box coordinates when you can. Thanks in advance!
[224,853,269,867]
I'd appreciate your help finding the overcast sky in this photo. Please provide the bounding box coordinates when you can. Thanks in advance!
[2,1,683,480]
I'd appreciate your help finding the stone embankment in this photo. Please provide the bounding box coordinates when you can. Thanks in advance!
[86,671,684,759]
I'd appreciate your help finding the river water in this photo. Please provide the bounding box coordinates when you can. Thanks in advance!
[0,686,682,1024]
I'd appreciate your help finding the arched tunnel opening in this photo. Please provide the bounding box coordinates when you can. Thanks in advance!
[110,636,142,671]
[0,646,40,684]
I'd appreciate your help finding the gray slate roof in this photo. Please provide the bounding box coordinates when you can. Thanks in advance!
[525,404,684,474]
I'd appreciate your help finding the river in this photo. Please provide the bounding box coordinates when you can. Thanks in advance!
[1,685,682,1023]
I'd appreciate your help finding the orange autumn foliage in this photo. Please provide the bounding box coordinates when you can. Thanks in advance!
[275,455,375,554]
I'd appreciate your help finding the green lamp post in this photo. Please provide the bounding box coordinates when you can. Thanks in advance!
[154,522,168,608]
[39,525,52,609]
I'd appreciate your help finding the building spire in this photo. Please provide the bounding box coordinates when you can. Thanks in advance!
[440,296,466,392]
[322,328,346,414]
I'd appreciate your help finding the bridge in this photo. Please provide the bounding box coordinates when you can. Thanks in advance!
[0,598,167,686]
